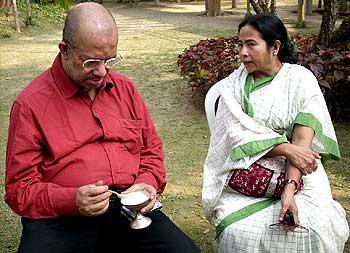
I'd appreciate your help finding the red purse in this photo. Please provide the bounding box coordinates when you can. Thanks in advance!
[227,158,303,198]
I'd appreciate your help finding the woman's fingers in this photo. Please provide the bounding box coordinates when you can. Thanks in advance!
[313,151,321,159]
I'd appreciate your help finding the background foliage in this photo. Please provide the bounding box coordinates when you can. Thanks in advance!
[177,33,350,121]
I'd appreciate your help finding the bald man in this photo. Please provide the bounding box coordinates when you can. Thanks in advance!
[5,3,200,253]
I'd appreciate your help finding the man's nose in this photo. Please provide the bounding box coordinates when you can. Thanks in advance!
[93,62,107,77]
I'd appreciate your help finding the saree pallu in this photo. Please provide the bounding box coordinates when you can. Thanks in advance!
[202,63,349,252]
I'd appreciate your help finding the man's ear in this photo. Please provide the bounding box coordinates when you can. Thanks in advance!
[58,41,69,59]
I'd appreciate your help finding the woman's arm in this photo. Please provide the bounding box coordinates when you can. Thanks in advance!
[278,124,319,225]
[267,127,320,175]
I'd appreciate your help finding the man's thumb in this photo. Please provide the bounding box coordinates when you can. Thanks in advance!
[95,180,104,186]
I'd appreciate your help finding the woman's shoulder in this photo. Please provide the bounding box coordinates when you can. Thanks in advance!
[283,63,315,77]
[282,63,321,94]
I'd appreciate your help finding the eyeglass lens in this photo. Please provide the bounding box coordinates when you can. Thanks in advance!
[83,55,123,69]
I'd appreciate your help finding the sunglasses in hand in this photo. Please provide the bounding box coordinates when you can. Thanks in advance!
[269,210,309,233]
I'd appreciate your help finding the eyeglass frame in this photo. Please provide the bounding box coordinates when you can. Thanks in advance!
[269,222,309,233]
[82,54,123,70]
[64,40,123,70]
[268,211,309,233]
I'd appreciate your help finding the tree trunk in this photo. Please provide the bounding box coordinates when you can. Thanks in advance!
[270,0,276,14]
[232,0,237,9]
[11,0,20,32]
[296,0,306,28]
[339,0,347,11]
[207,0,221,16]
[249,0,271,13]
[305,0,312,15]
[246,0,252,16]
[249,0,262,13]
[318,0,322,9]
[24,0,32,26]
[154,0,159,6]
[330,16,350,46]
[317,0,338,45]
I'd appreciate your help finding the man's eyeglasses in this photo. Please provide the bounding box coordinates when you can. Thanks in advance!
[82,54,123,70]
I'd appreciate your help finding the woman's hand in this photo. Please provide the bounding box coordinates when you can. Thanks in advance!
[285,144,320,175]
[279,184,299,228]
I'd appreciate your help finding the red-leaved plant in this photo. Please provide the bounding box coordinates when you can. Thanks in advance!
[177,34,350,120]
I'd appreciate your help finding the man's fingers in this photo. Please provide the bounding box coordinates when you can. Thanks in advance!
[80,198,110,216]
[88,184,109,197]
[140,198,156,214]
[88,191,111,205]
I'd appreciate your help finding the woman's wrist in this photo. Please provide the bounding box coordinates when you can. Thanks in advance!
[283,183,296,195]
[281,143,293,159]
[285,179,298,190]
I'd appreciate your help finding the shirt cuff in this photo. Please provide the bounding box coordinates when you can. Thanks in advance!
[134,173,161,193]
[51,187,80,216]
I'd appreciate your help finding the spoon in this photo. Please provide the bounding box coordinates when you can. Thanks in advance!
[108,189,128,199]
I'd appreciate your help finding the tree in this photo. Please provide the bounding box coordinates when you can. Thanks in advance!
[339,0,347,12]
[232,0,237,9]
[296,0,306,28]
[246,0,252,16]
[248,0,276,14]
[11,0,20,32]
[206,0,221,16]
[330,15,350,48]
[24,0,32,26]
[270,0,276,14]
[317,0,338,45]
[306,0,312,15]
[249,0,269,13]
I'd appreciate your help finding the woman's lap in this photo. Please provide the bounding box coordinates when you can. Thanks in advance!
[214,166,349,252]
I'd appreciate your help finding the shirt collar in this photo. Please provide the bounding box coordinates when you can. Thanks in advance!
[50,54,115,99]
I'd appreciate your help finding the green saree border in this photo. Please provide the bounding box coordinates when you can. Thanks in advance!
[215,198,278,239]
[242,74,276,117]
[293,112,340,161]
[230,135,288,161]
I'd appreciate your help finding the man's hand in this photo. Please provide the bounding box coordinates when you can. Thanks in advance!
[122,183,157,214]
[285,144,320,175]
[76,180,111,216]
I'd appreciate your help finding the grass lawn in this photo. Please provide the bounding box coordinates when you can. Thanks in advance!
[0,1,349,252]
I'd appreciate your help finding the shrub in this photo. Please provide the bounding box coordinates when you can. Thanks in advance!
[177,37,241,96]
[177,34,350,121]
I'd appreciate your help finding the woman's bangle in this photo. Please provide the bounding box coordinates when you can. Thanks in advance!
[285,179,298,193]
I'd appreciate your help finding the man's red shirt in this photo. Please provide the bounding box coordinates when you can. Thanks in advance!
[5,55,166,218]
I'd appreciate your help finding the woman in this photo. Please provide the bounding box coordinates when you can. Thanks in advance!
[202,13,349,252]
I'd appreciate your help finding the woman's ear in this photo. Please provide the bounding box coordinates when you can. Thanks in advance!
[272,40,281,55]
[58,41,69,59]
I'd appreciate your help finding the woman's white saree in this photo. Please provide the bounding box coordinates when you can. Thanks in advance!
[202,63,349,252]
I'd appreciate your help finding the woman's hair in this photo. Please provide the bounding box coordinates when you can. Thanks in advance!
[238,13,296,63]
